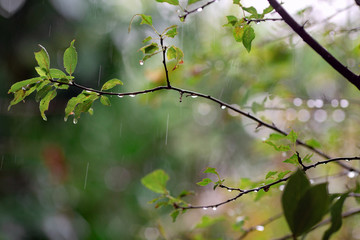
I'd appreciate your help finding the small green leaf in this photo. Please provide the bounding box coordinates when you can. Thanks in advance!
[197,178,213,186]
[242,25,255,52]
[63,40,77,75]
[8,89,26,110]
[188,0,202,4]
[140,14,153,26]
[204,167,218,175]
[224,15,238,27]
[306,138,322,148]
[165,26,178,38]
[73,94,99,119]
[286,130,298,144]
[233,22,245,42]
[170,210,180,222]
[262,5,274,15]
[141,169,169,194]
[322,193,349,240]
[242,6,258,16]
[303,153,314,163]
[155,0,179,5]
[277,170,292,180]
[265,171,278,179]
[35,67,48,77]
[143,36,153,43]
[39,89,57,121]
[267,133,286,141]
[265,140,291,152]
[8,77,42,94]
[283,153,299,165]
[166,45,184,70]
[49,68,67,79]
[139,42,159,54]
[64,93,87,121]
[35,84,52,102]
[101,78,123,91]
[100,95,111,106]
[34,45,50,72]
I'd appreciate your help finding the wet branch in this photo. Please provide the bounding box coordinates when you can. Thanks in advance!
[267,0,360,90]
[178,0,217,21]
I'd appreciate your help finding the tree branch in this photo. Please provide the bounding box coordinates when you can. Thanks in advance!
[267,0,360,90]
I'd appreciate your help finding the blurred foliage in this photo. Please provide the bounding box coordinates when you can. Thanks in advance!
[1,0,360,239]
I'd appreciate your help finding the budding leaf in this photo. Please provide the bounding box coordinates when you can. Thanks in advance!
[197,178,213,186]
[35,45,50,73]
[155,0,179,5]
[63,40,77,75]
[101,79,123,91]
[141,169,169,194]
[40,89,57,121]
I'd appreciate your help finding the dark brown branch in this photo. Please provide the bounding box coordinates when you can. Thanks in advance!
[160,36,171,87]
[267,0,360,90]
[244,17,283,24]
[178,0,217,21]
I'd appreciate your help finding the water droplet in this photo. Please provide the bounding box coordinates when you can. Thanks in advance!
[21,87,26,90]
[212,206,217,211]
[340,99,349,108]
[347,171,357,179]
[293,98,302,107]
[256,225,265,231]
[73,118,78,124]
[309,179,314,184]
[279,185,285,191]
[139,60,144,66]
[202,207,208,210]
[228,189,232,192]
[197,7,203,12]
[254,189,258,193]
[345,159,350,162]
[191,95,198,98]
[221,105,226,110]
[118,95,123,98]
[129,94,136,98]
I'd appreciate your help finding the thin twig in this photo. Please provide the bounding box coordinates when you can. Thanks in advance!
[178,0,218,21]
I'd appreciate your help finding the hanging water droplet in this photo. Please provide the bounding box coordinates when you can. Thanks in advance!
[279,185,285,191]
[221,105,226,110]
[345,159,350,162]
[254,189,258,193]
[202,207,208,210]
[256,225,265,231]
[139,60,144,66]
[73,118,78,124]
[191,95,198,98]
[118,95,123,98]
[22,87,26,90]
[228,189,232,192]
[129,94,136,97]
[212,206,217,211]
[197,7,203,12]
[347,171,357,179]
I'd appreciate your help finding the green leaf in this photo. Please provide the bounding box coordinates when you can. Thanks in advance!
[265,171,278,179]
[262,5,274,15]
[165,26,178,38]
[265,140,291,152]
[64,93,88,121]
[143,36,153,43]
[155,0,179,5]
[166,45,184,70]
[224,15,238,27]
[286,130,298,143]
[34,45,50,73]
[242,6,258,16]
[141,169,169,194]
[277,170,292,180]
[322,193,349,240]
[292,183,330,236]
[267,133,286,141]
[35,66,48,77]
[233,22,246,42]
[63,40,77,75]
[139,14,153,26]
[303,153,313,163]
[283,153,299,165]
[242,25,255,53]
[39,89,57,121]
[204,167,218,175]
[282,169,311,235]
[35,84,52,102]
[49,68,67,79]
[197,178,213,186]
[73,94,99,119]
[188,0,202,5]
[171,210,180,222]
[139,42,159,54]
[8,77,42,94]
[306,138,322,148]
[8,89,26,110]
[100,95,111,106]
[101,78,123,91]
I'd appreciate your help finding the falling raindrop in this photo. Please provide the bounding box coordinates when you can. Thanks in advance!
[347,171,357,179]
[197,7,203,12]
[256,225,265,231]
[0,156,4,170]
[73,118,78,124]
[212,206,217,211]
[165,113,169,145]
[221,105,226,110]
[129,94,136,98]
[84,162,89,190]
[48,24,52,37]
[139,60,144,65]
[191,95,198,98]
[98,65,102,87]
